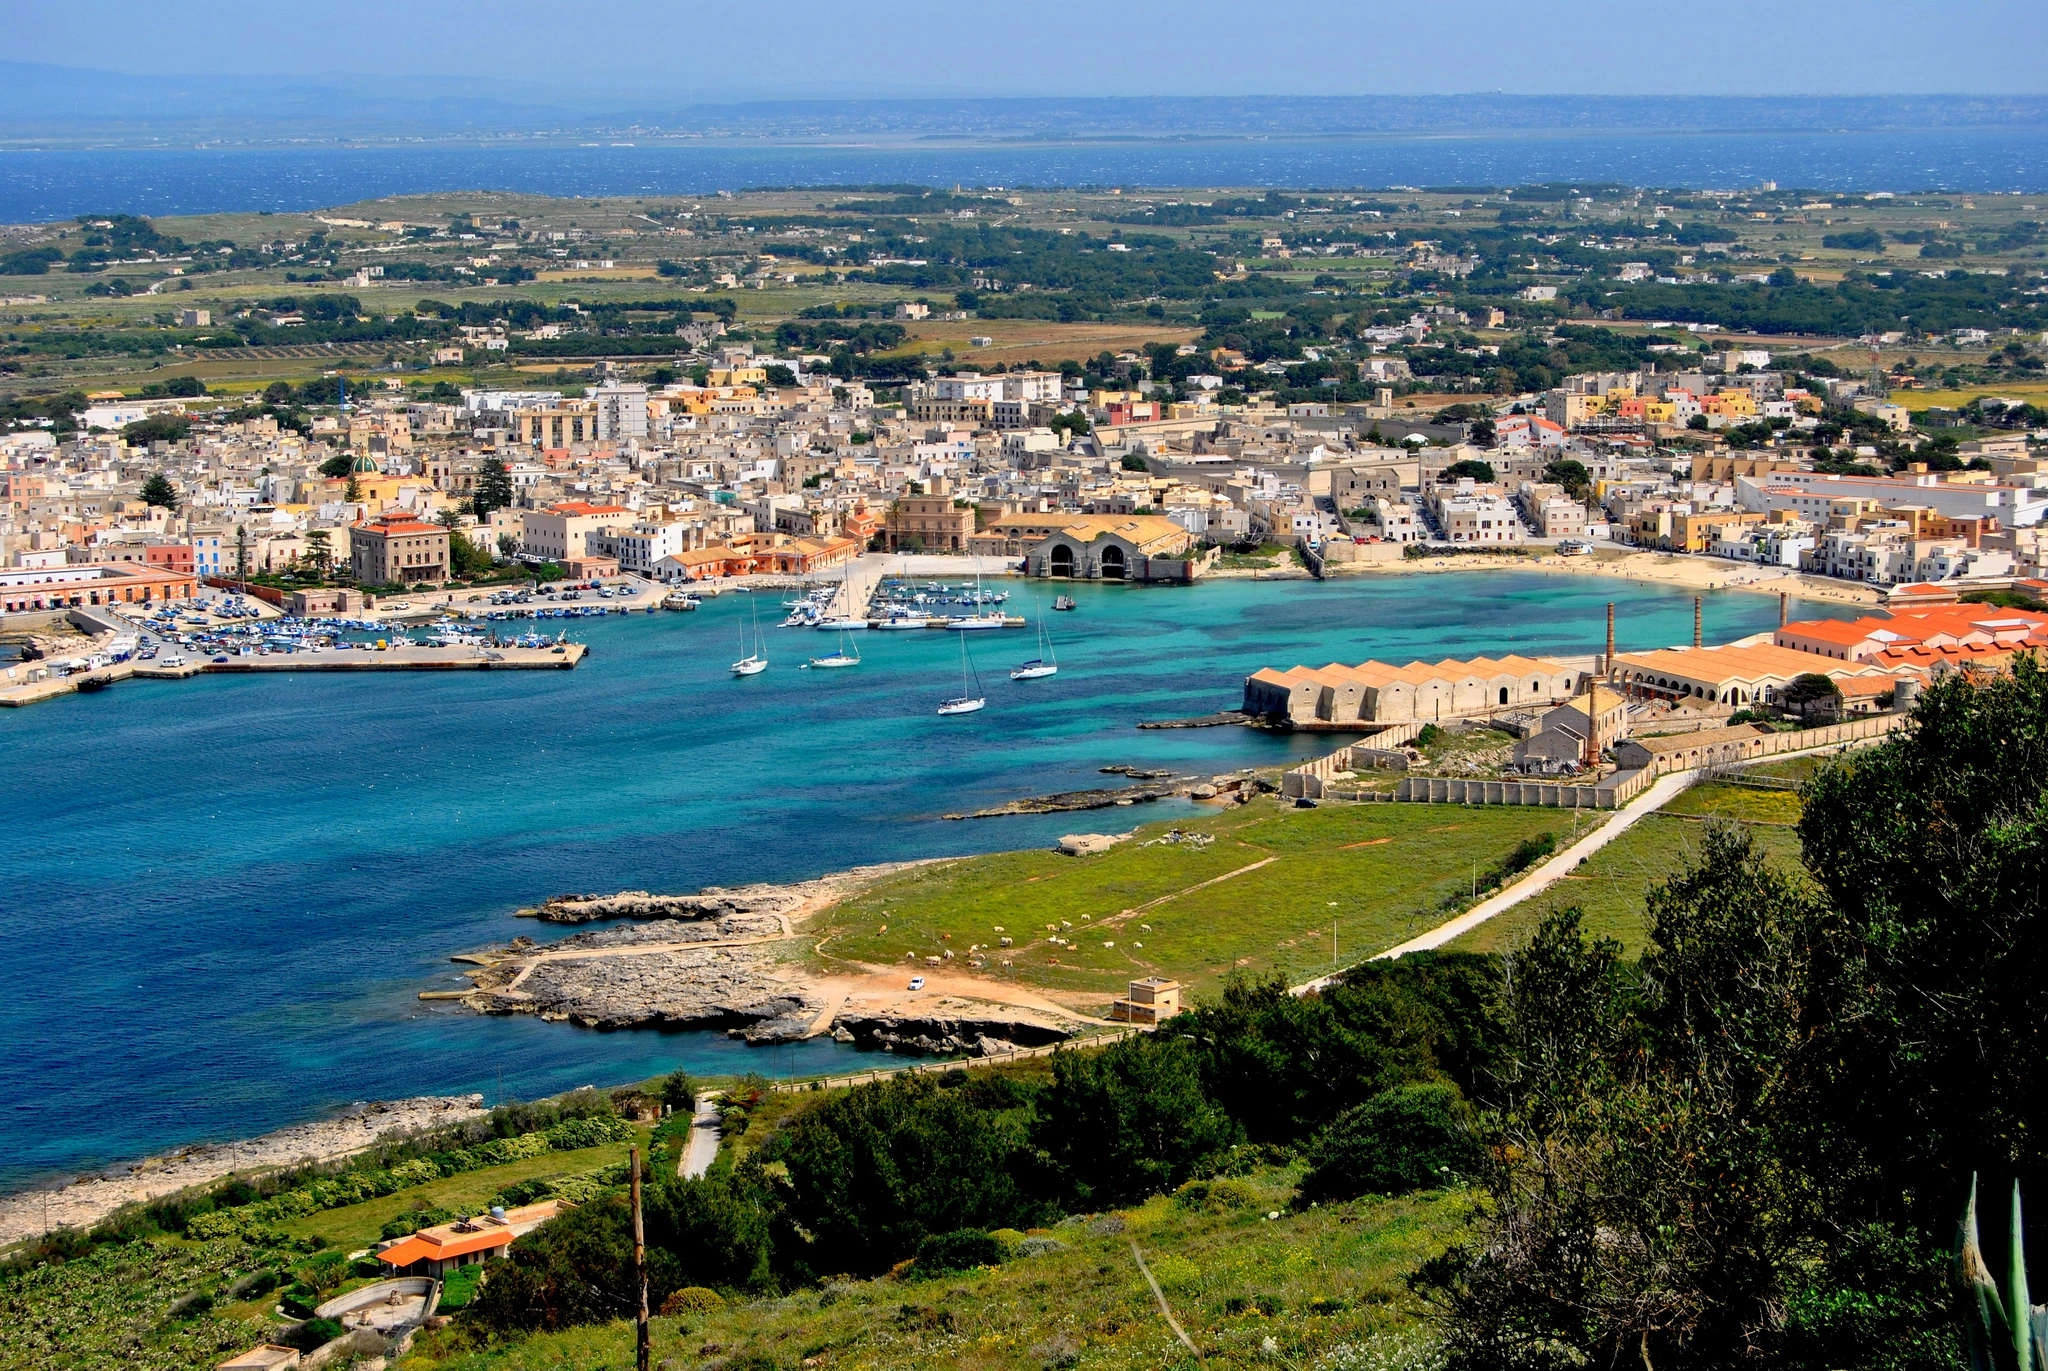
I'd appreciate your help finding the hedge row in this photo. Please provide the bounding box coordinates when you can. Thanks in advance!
[185,1115,633,1239]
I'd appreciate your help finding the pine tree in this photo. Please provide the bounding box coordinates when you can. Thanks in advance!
[139,471,179,510]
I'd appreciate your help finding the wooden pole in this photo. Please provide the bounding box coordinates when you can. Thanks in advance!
[1605,601,1615,679]
[1693,596,1702,648]
[632,1147,649,1371]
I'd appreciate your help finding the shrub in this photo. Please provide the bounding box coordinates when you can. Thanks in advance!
[380,1206,453,1240]
[165,1290,213,1318]
[281,1317,346,1351]
[660,1286,726,1314]
[1172,1177,1262,1213]
[914,1228,1007,1274]
[226,1268,281,1300]
[436,1263,483,1311]
[1297,1084,1478,1203]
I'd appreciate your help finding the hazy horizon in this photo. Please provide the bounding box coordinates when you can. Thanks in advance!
[11,0,2048,101]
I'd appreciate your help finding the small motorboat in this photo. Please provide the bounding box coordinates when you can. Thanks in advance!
[1053,595,1077,611]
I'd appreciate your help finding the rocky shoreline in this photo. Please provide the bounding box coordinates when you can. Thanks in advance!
[445,857,1108,1053]
[945,769,1263,819]
[0,1095,486,1247]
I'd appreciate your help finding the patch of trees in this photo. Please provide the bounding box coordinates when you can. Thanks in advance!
[773,319,905,354]
[844,224,1223,311]
[1822,229,1885,252]
[1594,270,2043,336]
[1419,663,2048,1370]
[456,951,1504,1342]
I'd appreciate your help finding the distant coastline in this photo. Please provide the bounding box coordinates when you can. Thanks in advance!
[6,122,2048,222]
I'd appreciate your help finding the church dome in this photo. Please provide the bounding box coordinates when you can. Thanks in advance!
[351,452,382,475]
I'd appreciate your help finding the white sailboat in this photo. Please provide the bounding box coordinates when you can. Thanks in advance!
[731,598,768,675]
[937,632,986,715]
[1010,604,1058,680]
[805,629,861,669]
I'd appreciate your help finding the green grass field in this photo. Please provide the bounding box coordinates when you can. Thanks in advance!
[1445,783,1810,957]
[810,797,1570,1003]
[398,1172,1466,1371]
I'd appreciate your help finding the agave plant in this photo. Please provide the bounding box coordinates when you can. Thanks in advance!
[1958,1174,2048,1371]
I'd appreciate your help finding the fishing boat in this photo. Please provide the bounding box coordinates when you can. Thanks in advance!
[1010,605,1058,680]
[1053,595,1077,611]
[938,632,986,715]
[947,613,1005,630]
[875,615,932,630]
[731,599,768,676]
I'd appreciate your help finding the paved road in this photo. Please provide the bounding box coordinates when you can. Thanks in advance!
[1367,770,1695,963]
[679,1093,722,1180]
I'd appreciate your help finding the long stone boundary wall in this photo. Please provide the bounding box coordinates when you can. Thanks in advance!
[1392,769,1653,808]
[1279,722,1428,799]
[1633,713,1905,775]
[1282,713,1907,810]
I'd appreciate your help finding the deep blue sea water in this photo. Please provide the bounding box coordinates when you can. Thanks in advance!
[0,574,1846,1192]
[4,127,2047,223]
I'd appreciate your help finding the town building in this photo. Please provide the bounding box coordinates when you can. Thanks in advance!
[349,513,451,586]
[884,480,975,552]
[1020,515,1197,580]
[520,502,634,563]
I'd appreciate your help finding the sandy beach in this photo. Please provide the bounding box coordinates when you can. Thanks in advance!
[1329,549,1886,609]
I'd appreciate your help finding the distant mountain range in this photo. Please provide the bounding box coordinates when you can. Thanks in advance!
[4,63,2046,148]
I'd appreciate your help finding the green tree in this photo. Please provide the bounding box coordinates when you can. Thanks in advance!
[472,456,515,520]
[1297,1083,1479,1202]
[1796,658,2048,1229]
[303,528,332,576]
[1034,1036,1237,1209]
[761,1075,1049,1281]
[1440,458,1497,483]
[1424,830,1823,1371]
[318,453,355,479]
[263,381,294,405]
[139,471,179,510]
[1541,457,1591,497]
[1783,671,1843,722]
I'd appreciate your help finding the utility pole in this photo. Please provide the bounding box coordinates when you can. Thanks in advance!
[631,1147,650,1371]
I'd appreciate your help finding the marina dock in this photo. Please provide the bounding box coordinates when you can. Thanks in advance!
[1,643,584,708]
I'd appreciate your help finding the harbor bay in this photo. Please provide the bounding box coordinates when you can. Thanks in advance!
[0,571,1837,1195]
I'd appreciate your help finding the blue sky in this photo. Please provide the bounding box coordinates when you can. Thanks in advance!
[12,0,2047,98]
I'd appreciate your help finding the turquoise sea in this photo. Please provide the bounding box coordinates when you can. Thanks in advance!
[0,573,1846,1192]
